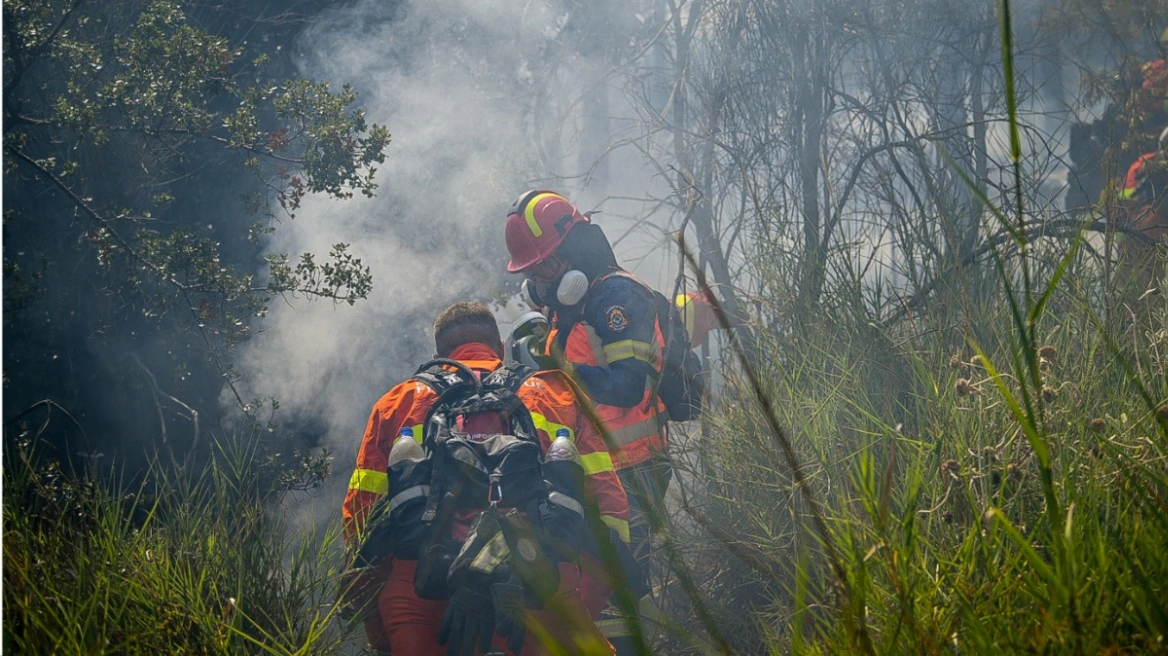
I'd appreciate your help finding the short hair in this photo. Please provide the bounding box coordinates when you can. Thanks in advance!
[433,301,501,357]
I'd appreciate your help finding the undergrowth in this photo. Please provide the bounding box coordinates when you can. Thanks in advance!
[2,433,353,655]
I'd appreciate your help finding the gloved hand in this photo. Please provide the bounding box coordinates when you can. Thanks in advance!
[437,586,495,656]
[491,576,528,655]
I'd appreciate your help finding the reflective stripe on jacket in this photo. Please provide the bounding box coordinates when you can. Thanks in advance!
[550,270,668,471]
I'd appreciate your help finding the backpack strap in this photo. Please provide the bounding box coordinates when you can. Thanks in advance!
[412,358,481,398]
[412,359,482,524]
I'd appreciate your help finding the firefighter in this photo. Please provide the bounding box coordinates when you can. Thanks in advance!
[1117,126,1168,242]
[1114,126,1168,296]
[341,301,629,656]
[504,191,675,651]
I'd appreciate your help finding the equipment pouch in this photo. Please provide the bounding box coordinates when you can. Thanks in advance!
[413,491,459,600]
[499,507,560,607]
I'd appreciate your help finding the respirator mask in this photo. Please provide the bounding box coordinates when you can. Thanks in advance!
[522,255,589,309]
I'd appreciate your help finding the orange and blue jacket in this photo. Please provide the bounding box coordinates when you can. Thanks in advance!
[342,341,631,550]
[549,270,669,471]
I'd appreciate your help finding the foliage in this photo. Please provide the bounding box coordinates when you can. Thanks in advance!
[2,0,388,437]
[2,431,352,655]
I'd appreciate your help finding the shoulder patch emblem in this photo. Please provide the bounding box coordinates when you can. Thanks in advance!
[605,305,629,332]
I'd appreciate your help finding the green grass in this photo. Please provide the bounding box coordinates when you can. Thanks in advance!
[5,2,1168,654]
[2,433,355,655]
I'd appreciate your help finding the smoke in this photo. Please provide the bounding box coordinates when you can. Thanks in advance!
[230,0,679,526]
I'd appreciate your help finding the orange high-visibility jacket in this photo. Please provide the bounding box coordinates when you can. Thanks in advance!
[549,270,669,471]
[342,341,631,548]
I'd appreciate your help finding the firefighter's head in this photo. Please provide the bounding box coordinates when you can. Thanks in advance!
[504,191,589,279]
[505,190,618,308]
[433,301,503,358]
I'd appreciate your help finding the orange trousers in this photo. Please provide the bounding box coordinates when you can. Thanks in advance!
[364,559,613,656]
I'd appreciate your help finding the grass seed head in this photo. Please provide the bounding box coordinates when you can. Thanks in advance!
[1041,385,1057,404]
[955,378,977,397]
[949,353,963,370]
[1007,463,1021,484]
[1090,417,1107,433]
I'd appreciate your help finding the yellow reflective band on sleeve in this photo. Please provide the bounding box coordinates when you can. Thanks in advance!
[530,412,574,443]
[410,424,424,444]
[524,192,560,237]
[600,514,631,543]
[348,468,388,495]
[580,451,614,476]
[1118,187,1136,200]
[602,339,656,364]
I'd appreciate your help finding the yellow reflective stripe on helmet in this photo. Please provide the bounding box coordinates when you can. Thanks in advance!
[348,468,388,495]
[580,451,614,476]
[530,412,574,443]
[600,514,631,543]
[602,339,656,364]
[524,192,561,238]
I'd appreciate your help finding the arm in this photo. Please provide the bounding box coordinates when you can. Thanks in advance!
[341,383,418,549]
[570,278,660,408]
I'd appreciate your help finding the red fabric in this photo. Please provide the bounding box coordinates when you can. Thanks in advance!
[380,560,447,656]
[577,554,614,620]
[377,560,611,656]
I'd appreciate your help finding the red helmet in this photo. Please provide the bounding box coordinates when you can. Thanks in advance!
[505,190,589,273]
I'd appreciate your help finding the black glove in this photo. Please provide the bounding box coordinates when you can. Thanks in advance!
[437,586,495,656]
[491,576,528,655]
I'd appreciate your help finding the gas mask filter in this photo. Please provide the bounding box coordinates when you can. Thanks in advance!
[555,270,588,306]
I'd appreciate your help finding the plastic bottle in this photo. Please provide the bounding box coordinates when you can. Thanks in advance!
[546,427,581,464]
[387,427,424,465]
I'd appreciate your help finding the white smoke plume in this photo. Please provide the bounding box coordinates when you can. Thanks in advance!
[230,0,680,526]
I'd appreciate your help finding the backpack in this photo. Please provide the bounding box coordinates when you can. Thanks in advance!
[354,359,586,601]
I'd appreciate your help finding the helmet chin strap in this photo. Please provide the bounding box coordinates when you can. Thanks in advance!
[555,270,589,306]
